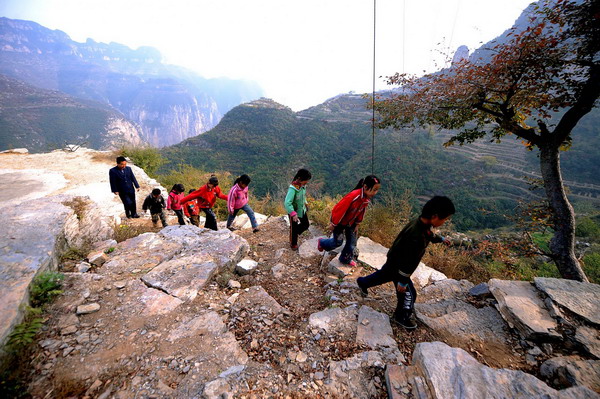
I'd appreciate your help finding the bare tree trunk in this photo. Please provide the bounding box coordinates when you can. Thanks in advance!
[539,143,588,282]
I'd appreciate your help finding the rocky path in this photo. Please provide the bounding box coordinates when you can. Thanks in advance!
[16,214,600,398]
[22,217,437,398]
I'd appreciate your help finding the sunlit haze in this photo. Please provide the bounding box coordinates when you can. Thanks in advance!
[0,0,534,111]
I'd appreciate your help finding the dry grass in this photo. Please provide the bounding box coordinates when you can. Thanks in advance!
[90,150,120,164]
[112,221,156,243]
[423,244,492,284]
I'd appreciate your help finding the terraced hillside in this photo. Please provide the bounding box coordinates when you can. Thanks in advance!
[299,92,600,206]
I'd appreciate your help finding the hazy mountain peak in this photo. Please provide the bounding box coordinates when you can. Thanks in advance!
[242,97,290,110]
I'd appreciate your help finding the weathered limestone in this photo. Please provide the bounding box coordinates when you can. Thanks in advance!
[489,279,560,340]
[229,212,268,231]
[410,262,448,290]
[0,197,73,347]
[299,237,324,259]
[356,305,406,364]
[575,326,600,359]
[356,305,397,350]
[411,341,598,399]
[235,258,258,275]
[540,356,600,393]
[327,255,354,278]
[356,236,388,270]
[142,255,218,301]
[534,278,600,326]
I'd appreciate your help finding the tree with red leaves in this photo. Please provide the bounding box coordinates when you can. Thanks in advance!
[373,0,599,281]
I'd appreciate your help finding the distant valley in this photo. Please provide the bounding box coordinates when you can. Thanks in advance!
[0,17,263,148]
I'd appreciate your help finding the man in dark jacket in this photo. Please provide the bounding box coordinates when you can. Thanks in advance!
[109,156,140,218]
[357,196,455,329]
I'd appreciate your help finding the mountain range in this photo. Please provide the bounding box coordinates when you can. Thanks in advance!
[0,17,263,147]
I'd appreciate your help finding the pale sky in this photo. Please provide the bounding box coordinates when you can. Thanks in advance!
[1,0,534,111]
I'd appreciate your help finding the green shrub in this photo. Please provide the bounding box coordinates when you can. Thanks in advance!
[6,308,43,350]
[582,252,600,284]
[576,217,600,240]
[30,272,64,308]
[121,146,166,176]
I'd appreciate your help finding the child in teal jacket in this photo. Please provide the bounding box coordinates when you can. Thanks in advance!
[284,168,312,249]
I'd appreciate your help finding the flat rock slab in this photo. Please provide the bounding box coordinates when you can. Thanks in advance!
[327,255,354,278]
[534,277,600,326]
[142,254,218,301]
[413,341,599,399]
[489,279,560,340]
[574,326,600,359]
[356,305,397,350]
[356,236,387,270]
[418,278,474,303]
[308,305,358,335]
[298,236,324,259]
[416,301,512,349]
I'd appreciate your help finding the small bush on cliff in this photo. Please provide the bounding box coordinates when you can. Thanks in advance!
[30,271,64,308]
[120,146,165,176]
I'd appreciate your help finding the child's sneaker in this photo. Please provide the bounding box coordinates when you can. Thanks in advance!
[345,260,357,267]
[253,228,260,233]
[317,238,324,252]
[291,244,299,250]
[392,315,417,330]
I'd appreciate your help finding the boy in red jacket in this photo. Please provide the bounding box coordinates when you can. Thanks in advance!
[181,175,228,231]
[317,175,381,266]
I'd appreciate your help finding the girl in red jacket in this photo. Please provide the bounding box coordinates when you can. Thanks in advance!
[181,175,228,231]
[317,175,381,266]
[167,183,186,225]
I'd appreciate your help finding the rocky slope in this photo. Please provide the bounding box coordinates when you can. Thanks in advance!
[1,149,599,398]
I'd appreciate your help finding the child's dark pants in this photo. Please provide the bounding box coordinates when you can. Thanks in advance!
[173,209,185,225]
[289,213,309,247]
[151,211,168,227]
[357,261,417,320]
[202,208,218,230]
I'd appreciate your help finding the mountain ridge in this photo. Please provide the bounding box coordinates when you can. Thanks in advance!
[0,17,263,147]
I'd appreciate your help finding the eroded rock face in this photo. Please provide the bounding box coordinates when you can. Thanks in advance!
[0,197,73,347]
[534,278,600,326]
[412,341,598,399]
[489,279,560,340]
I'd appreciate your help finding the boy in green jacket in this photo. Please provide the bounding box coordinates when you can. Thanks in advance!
[357,196,455,329]
[284,168,312,249]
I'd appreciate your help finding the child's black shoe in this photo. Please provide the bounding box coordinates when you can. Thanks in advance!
[392,315,417,330]
[356,277,368,298]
